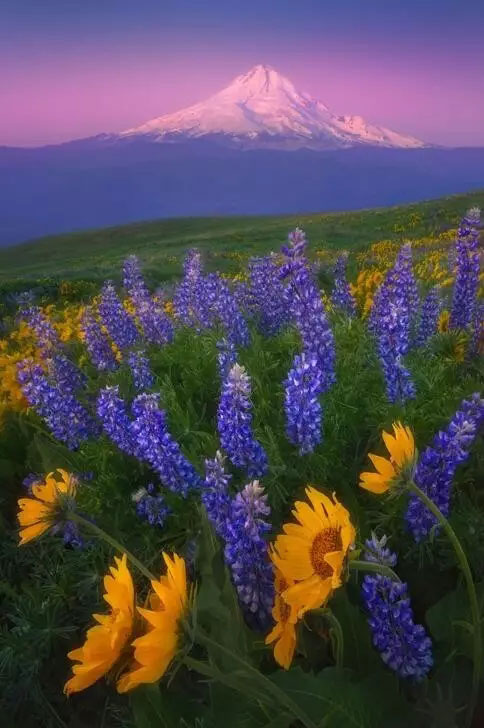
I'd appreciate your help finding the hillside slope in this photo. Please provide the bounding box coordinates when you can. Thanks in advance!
[0,189,482,284]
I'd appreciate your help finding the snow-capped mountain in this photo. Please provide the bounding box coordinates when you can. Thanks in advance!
[121,64,426,150]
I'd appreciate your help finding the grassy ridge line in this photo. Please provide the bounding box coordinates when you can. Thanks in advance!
[0,189,482,282]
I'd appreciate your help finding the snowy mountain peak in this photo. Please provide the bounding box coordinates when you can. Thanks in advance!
[122,65,425,150]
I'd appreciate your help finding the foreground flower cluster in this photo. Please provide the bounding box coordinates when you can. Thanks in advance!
[3,207,483,727]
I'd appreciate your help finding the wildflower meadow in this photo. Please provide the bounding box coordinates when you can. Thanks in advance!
[0,201,483,728]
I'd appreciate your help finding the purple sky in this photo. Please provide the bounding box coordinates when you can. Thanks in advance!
[2,0,484,147]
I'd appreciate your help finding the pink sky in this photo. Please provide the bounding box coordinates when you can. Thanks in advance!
[2,4,484,147]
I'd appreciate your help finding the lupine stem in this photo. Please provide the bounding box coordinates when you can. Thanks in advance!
[407,480,481,728]
[349,559,401,583]
[69,511,156,582]
[311,608,344,667]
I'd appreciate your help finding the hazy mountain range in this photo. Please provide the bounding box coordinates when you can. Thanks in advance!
[1,64,484,246]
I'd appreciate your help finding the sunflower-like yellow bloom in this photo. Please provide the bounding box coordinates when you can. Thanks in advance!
[265,566,298,670]
[271,487,355,618]
[117,552,188,693]
[17,469,76,545]
[64,554,135,695]
[359,422,415,494]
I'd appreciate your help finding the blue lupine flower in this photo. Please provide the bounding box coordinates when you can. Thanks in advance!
[202,450,233,539]
[369,247,417,402]
[98,281,139,351]
[131,393,202,497]
[96,385,138,456]
[217,363,268,478]
[123,254,147,294]
[22,473,42,494]
[173,249,214,331]
[281,229,336,392]
[53,520,85,549]
[127,350,155,391]
[363,532,397,568]
[224,480,274,631]
[132,484,171,528]
[376,301,416,403]
[123,255,174,346]
[279,227,308,279]
[361,536,433,680]
[331,253,357,317]
[406,392,484,542]
[233,280,253,316]
[80,308,118,372]
[132,288,174,346]
[212,274,250,348]
[450,209,481,331]
[216,338,237,380]
[456,207,480,251]
[17,358,98,450]
[468,302,484,359]
[47,353,87,394]
[19,305,61,352]
[284,351,324,454]
[369,243,418,351]
[415,287,441,348]
[249,255,289,335]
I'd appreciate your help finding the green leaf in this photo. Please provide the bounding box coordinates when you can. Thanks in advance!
[195,512,251,667]
[270,666,410,728]
[130,684,168,728]
[426,581,484,673]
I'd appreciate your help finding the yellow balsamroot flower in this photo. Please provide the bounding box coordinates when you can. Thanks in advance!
[271,487,355,618]
[359,422,415,495]
[265,566,298,670]
[438,310,450,333]
[17,469,77,545]
[117,552,188,693]
[64,554,135,695]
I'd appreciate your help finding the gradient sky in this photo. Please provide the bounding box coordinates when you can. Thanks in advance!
[2,0,484,147]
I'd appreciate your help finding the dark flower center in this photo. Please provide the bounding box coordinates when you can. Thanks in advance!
[310,528,342,578]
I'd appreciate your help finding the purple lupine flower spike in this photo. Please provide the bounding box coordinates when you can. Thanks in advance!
[216,338,237,380]
[96,385,138,456]
[415,287,441,348]
[127,350,155,391]
[123,255,174,346]
[131,393,202,497]
[19,305,61,352]
[212,274,250,348]
[450,208,481,331]
[80,307,118,372]
[47,353,87,394]
[173,249,214,331]
[361,534,433,680]
[369,244,417,402]
[132,484,171,528]
[249,255,289,335]
[331,253,357,317]
[281,228,336,392]
[202,450,233,539]
[17,358,98,450]
[98,281,139,351]
[217,363,268,478]
[284,351,324,454]
[406,392,484,542]
[224,480,274,631]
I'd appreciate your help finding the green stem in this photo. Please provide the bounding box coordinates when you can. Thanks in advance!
[311,608,344,668]
[194,629,318,728]
[407,480,481,728]
[348,559,401,583]
[69,512,156,582]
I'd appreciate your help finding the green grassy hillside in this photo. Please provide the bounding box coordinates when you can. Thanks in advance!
[1,189,483,283]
